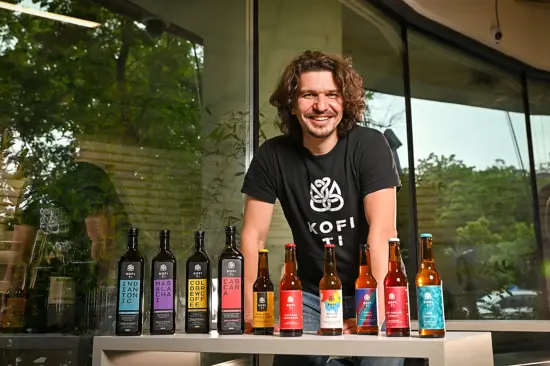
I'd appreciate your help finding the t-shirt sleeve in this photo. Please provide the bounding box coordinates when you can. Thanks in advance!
[359,130,402,198]
[241,141,277,204]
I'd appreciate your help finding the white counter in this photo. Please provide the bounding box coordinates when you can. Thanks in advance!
[92,331,494,366]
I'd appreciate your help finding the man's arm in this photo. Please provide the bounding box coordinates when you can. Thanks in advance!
[241,195,274,332]
[364,187,398,325]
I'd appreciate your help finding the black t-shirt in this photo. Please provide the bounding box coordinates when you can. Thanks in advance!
[241,125,401,296]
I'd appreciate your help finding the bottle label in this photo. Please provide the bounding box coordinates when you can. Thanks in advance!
[320,289,343,329]
[384,286,410,329]
[187,261,209,330]
[152,261,174,331]
[417,285,445,330]
[48,277,75,305]
[220,258,242,331]
[117,261,142,333]
[253,291,274,328]
[280,290,303,330]
[356,288,377,327]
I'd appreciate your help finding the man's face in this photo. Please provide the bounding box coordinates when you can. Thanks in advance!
[292,71,344,139]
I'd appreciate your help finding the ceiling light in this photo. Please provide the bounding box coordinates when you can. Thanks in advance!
[0,1,101,28]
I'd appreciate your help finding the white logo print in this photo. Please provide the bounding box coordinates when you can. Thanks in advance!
[259,297,265,304]
[424,292,432,300]
[389,293,395,300]
[228,261,235,269]
[288,296,294,303]
[160,264,167,271]
[310,177,344,212]
[195,264,201,271]
[364,293,371,302]
[127,264,134,272]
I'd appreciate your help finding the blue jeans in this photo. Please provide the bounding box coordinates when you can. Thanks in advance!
[272,292,405,366]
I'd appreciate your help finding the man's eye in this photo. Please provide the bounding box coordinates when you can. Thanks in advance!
[328,93,339,98]
[303,94,314,98]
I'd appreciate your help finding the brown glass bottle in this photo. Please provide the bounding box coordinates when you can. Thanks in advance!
[416,233,445,338]
[319,243,343,336]
[355,243,378,335]
[279,243,303,337]
[217,225,244,335]
[383,238,410,337]
[252,249,274,335]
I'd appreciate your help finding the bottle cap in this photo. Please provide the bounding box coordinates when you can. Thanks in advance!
[160,229,170,238]
[285,243,296,248]
[324,243,335,248]
[225,225,236,234]
[388,237,400,242]
[420,233,432,238]
[128,227,139,236]
[259,249,268,253]
[195,230,205,238]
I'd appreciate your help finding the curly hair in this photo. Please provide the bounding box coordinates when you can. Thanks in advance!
[269,50,366,140]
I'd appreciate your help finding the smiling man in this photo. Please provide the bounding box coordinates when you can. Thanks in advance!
[241,50,403,366]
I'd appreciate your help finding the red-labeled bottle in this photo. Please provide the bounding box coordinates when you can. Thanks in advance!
[279,243,303,337]
[383,238,410,337]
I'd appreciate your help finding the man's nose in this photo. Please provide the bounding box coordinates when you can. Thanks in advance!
[314,95,329,112]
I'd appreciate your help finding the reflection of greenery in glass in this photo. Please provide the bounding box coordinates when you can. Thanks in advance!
[0,0,205,256]
[415,154,536,292]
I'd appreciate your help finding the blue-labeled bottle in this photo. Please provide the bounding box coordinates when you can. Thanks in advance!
[415,233,445,338]
[355,243,378,335]
[115,228,145,336]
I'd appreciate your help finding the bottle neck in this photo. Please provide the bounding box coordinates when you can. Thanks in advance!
[420,238,435,270]
[359,245,373,277]
[388,243,402,272]
[195,236,204,251]
[160,236,170,251]
[284,247,297,275]
[127,236,138,251]
[225,232,236,249]
[257,253,270,278]
[324,247,337,276]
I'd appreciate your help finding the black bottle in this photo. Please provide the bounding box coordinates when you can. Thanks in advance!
[185,231,211,333]
[115,228,144,336]
[217,226,244,335]
[150,230,177,335]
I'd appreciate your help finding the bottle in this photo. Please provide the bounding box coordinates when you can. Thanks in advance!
[47,246,76,333]
[319,243,343,336]
[252,249,274,335]
[416,233,445,338]
[185,230,211,334]
[279,243,303,337]
[150,229,177,335]
[384,238,410,337]
[355,243,378,335]
[217,225,244,334]
[115,228,144,336]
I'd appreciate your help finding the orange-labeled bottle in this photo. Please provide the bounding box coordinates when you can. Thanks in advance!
[279,243,303,337]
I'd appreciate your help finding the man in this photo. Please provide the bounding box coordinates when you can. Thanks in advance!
[241,50,403,366]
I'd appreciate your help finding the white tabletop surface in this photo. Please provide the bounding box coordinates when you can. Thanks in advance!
[94,331,492,359]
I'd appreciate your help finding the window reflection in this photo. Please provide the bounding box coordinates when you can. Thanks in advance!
[0,0,250,364]
[408,30,542,321]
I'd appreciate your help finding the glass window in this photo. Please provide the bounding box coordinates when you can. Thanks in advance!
[0,0,250,364]
[528,78,550,307]
[258,0,411,320]
[408,30,543,323]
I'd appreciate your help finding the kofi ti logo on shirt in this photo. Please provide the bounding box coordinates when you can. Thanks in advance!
[308,177,354,246]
